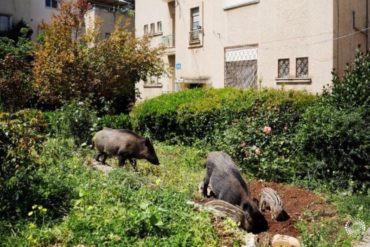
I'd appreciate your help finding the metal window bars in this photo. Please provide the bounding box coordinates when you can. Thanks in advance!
[278,59,289,78]
[296,57,308,78]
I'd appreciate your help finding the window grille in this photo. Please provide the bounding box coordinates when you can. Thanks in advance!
[278,59,289,78]
[296,57,308,78]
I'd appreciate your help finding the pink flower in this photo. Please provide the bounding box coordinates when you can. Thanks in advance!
[263,126,272,135]
[255,148,261,156]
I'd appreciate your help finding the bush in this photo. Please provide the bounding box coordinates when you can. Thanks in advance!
[131,87,316,182]
[0,109,45,219]
[0,28,34,112]
[43,101,97,145]
[96,114,132,130]
[131,87,315,143]
[296,105,369,190]
[131,88,206,142]
[324,51,370,109]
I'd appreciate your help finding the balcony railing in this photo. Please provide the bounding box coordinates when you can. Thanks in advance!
[189,29,202,45]
[162,34,175,48]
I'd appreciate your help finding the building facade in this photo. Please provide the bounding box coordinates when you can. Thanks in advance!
[0,0,130,40]
[135,0,370,99]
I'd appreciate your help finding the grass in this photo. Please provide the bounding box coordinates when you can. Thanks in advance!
[0,139,368,246]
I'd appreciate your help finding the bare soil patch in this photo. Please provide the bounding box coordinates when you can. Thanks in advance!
[194,180,337,245]
[249,181,335,238]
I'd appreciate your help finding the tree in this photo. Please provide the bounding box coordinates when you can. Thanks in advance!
[33,0,163,113]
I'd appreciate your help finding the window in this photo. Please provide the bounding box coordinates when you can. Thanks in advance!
[296,57,308,78]
[45,0,58,8]
[278,59,289,78]
[144,24,148,34]
[190,7,200,43]
[157,21,162,34]
[0,15,10,32]
[150,23,155,34]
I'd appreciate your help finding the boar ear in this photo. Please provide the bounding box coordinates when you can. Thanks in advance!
[145,138,151,145]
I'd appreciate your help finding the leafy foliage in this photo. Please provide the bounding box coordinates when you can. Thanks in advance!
[324,51,370,109]
[0,28,34,111]
[131,87,316,182]
[33,0,164,113]
[96,113,132,130]
[296,51,370,193]
[0,110,45,218]
[42,100,97,145]
[0,142,219,246]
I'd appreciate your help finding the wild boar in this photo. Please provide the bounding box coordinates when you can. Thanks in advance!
[204,199,258,232]
[259,187,288,221]
[93,128,159,170]
[202,151,268,233]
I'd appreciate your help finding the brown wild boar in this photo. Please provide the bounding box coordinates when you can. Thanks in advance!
[93,128,159,170]
[202,151,268,233]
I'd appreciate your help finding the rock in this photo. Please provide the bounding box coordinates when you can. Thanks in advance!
[85,160,114,175]
[242,233,256,247]
[271,234,300,247]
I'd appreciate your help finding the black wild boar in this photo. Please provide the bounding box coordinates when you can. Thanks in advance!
[93,128,159,170]
[202,151,268,233]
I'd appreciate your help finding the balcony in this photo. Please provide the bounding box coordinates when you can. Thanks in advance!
[162,34,175,48]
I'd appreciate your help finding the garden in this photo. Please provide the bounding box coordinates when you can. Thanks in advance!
[0,1,369,246]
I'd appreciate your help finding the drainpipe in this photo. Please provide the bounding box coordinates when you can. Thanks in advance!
[366,0,369,52]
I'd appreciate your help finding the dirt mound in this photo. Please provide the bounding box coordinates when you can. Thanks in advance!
[249,180,336,240]
[194,180,337,245]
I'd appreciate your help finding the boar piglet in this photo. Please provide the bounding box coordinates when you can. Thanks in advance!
[202,151,268,233]
[93,128,159,170]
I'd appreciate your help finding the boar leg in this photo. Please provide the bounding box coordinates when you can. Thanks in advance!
[202,161,214,197]
[101,153,107,164]
[95,152,107,164]
[129,158,138,171]
[118,155,127,167]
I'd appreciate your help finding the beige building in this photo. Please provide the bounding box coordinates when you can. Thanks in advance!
[0,0,130,40]
[136,0,370,99]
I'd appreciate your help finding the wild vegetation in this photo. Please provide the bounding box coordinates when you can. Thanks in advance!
[0,1,369,246]
[0,0,163,114]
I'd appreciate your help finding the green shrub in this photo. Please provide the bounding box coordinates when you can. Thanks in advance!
[296,104,369,192]
[131,87,316,182]
[43,101,97,145]
[0,110,45,219]
[131,88,206,142]
[96,113,132,130]
[324,51,370,109]
[132,87,316,146]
